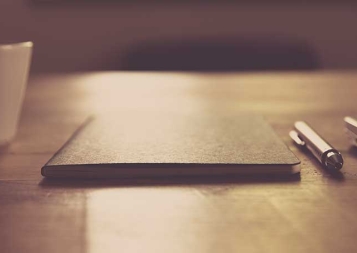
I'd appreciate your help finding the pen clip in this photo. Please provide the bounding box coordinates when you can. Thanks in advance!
[289,130,306,146]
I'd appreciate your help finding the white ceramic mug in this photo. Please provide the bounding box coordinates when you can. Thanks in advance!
[0,41,33,146]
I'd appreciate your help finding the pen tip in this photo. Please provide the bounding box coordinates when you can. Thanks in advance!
[335,162,343,170]
[325,152,344,171]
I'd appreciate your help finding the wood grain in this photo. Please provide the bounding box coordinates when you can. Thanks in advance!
[1,71,357,253]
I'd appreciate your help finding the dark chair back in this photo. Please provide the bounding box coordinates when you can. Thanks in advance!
[120,36,320,71]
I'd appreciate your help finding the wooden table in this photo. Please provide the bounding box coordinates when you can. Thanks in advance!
[1,71,357,253]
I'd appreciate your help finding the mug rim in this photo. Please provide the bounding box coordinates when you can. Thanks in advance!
[0,41,33,50]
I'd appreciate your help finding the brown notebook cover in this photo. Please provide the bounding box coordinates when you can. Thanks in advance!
[41,112,300,178]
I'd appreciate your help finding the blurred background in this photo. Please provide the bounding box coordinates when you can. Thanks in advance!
[1,1,356,72]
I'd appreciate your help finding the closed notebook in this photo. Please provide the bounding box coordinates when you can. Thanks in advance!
[41,112,300,178]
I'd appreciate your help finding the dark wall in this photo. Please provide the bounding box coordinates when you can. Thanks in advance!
[1,1,357,72]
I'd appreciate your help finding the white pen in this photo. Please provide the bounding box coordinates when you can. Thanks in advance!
[290,121,343,171]
[344,116,357,146]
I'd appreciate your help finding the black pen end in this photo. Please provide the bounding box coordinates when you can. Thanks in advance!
[325,152,344,171]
